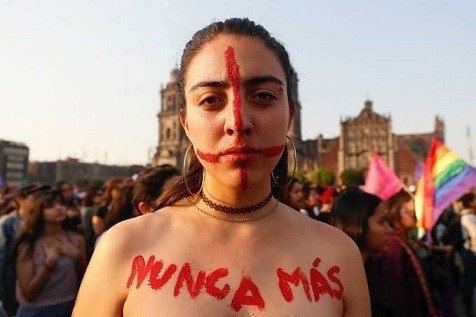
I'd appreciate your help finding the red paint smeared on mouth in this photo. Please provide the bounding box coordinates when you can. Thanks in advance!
[240,169,248,189]
[262,145,285,158]
[197,149,220,163]
[225,46,243,132]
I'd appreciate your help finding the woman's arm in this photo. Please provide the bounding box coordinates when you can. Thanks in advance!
[92,215,105,237]
[16,243,58,301]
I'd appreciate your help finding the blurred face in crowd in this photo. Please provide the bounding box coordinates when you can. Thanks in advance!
[60,183,74,203]
[365,206,393,253]
[43,202,67,224]
[399,200,417,229]
[289,181,306,210]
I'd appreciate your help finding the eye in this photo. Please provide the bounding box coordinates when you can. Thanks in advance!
[251,91,277,104]
[198,94,226,108]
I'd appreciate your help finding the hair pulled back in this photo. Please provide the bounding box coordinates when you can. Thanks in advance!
[156,18,296,208]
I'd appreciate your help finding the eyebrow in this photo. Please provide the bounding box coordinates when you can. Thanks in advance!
[188,75,284,93]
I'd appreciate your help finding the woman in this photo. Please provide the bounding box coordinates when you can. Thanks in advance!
[73,18,369,316]
[329,189,394,316]
[80,187,104,259]
[91,178,123,237]
[283,178,308,215]
[14,190,87,317]
[382,190,439,317]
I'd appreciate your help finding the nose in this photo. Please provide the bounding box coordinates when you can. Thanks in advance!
[223,99,254,136]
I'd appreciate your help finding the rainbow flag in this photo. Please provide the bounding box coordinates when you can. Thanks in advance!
[415,139,476,230]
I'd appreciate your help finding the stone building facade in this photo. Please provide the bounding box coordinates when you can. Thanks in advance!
[153,69,444,185]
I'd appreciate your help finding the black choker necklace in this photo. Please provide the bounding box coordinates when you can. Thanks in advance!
[200,192,273,214]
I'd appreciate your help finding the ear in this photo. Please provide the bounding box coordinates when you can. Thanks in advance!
[179,108,190,136]
[137,202,151,214]
[287,102,296,130]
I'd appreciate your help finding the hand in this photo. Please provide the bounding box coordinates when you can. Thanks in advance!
[58,236,80,259]
[43,244,60,270]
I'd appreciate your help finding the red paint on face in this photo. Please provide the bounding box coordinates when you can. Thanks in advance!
[205,268,231,300]
[239,169,248,189]
[127,255,156,289]
[230,275,265,312]
[262,145,285,158]
[196,149,220,163]
[173,263,206,299]
[225,46,243,132]
[277,267,312,302]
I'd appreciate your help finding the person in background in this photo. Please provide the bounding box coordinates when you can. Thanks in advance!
[305,185,320,219]
[79,187,104,260]
[283,178,308,215]
[0,185,41,316]
[55,181,81,233]
[13,189,87,317]
[329,188,394,316]
[381,190,440,317]
[95,182,136,247]
[316,186,335,224]
[458,192,476,315]
[91,178,123,237]
[132,164,180,214]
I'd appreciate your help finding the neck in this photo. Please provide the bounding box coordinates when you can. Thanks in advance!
[44,223,62,236]
[203,172,272,207]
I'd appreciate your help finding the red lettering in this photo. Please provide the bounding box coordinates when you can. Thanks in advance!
[173,263,206,299]
[310,258,335,301]
[277,267,312,302]
[327,266,344,300]
[205,268,231,300]
[225,46,243,132]
[126,255,156,289]
[230,275,265,312]
[149,260,177,291]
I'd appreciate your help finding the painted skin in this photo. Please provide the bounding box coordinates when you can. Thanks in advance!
[72,35,370,317]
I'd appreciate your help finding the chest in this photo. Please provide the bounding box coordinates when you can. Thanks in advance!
[122,253,344,316]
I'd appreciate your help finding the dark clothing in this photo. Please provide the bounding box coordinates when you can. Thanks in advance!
[381,238,432,317]
[365,256,394,317]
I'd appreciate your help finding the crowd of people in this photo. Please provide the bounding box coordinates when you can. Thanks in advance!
[1,170,474,316]
[1,17,475,316]
[0,164,180,316]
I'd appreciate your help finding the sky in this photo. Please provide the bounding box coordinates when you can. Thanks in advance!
[1,1,475,166]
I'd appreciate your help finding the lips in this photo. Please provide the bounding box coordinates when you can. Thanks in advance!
[221,147,261,155]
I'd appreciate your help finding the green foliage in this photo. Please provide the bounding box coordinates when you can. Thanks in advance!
[340,169,364,188]
[310,168,336,187]
[293,170,306,184]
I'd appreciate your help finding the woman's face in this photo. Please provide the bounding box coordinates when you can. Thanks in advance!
[399,200,417,229]
[289,182,305,209]
[365,207,393,253]
[43,202,67,223]
[181,35,292,190]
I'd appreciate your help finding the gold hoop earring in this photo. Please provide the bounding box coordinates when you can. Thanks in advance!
[271,136,297,187]
[182,144,203,197]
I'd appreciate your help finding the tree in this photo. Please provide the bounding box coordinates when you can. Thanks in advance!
[293,170,306,184]
[340,169,364,188]
[310,168,336,187]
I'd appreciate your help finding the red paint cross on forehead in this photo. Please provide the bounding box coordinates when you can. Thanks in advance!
[224,46,243,132]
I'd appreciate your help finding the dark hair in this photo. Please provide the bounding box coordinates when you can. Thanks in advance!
[381,189,413,228]
[103,183,134,231]
[329,189,382,249]
[82,186,104,208]
[132,165,180,210]
[458,192,474,209]
[283,178,302,209]
[157,18,295,208]
[14,190,66,251]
